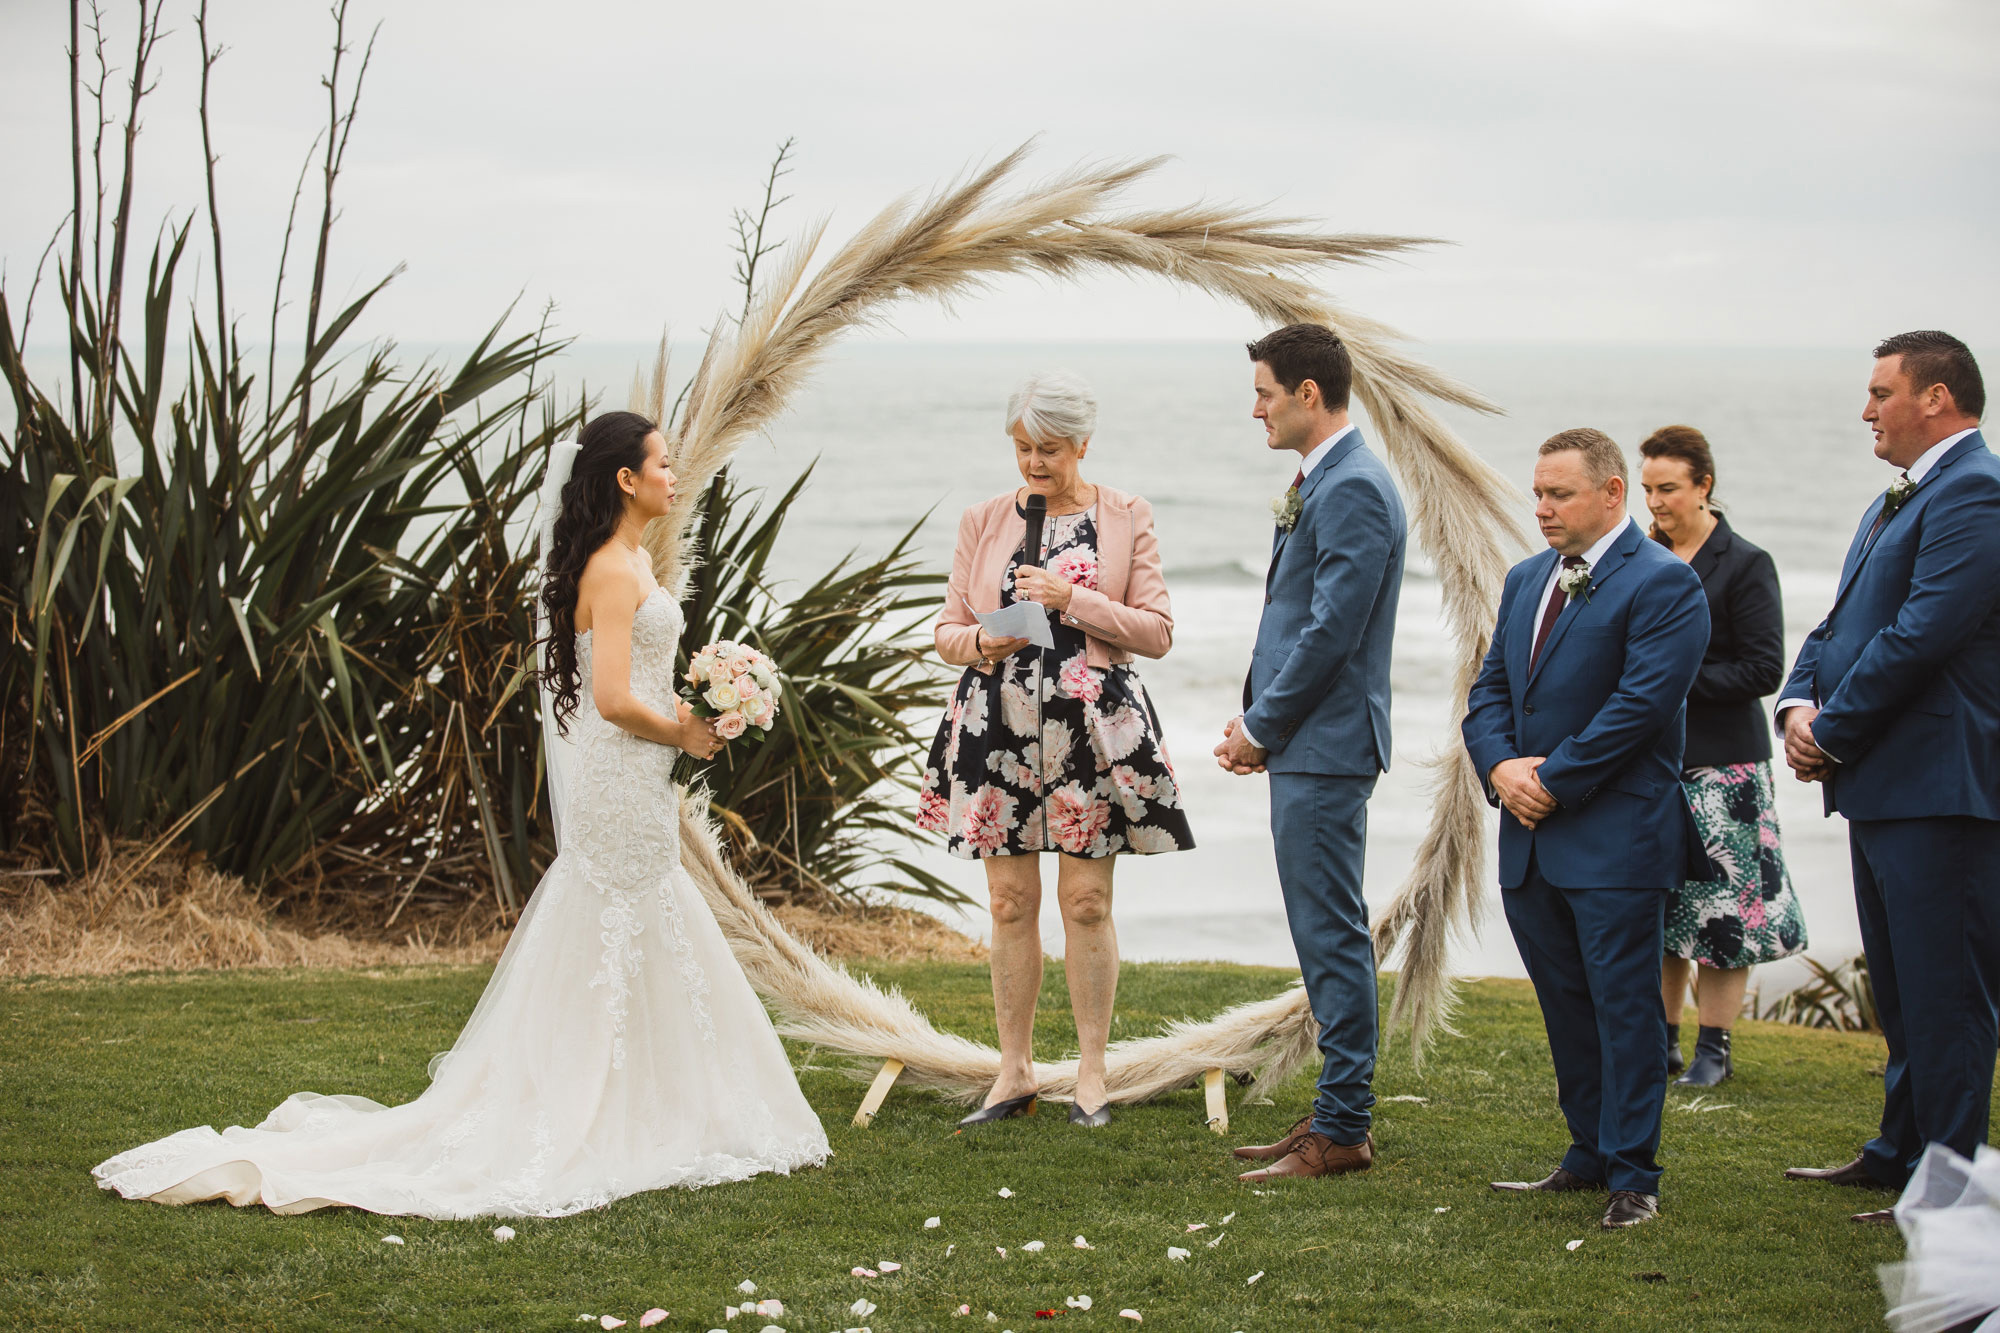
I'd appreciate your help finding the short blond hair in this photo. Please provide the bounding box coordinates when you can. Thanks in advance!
[1538,427,1627,488]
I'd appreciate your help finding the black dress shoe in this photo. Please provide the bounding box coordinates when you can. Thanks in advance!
[1491,1166,1607,1193]
[1674,1025,1732,1086]
[1666,1022,1683,1077]
[1602,1191,1660,1228]
[1783,1154,1895,1190]
[958,1091,1038,1127]
[1068,1102,1111,1128]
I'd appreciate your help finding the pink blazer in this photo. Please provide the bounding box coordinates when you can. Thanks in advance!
[935,485,1174,672]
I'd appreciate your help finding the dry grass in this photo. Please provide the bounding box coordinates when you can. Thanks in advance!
[0,851,985,979]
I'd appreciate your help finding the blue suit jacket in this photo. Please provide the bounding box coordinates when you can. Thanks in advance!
[1782,431,2000,821]
[1243,429,1407,776]
[1463,520,1713,890]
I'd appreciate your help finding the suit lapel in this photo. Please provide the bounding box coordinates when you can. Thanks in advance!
[1511,548,1561,687]
[1829,432,1988,610]
[1526,521,1640,689]
[1267,429,1365,580]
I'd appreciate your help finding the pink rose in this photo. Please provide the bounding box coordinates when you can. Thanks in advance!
[1048,549,1099,590]
[713,711,748,740]
[916,782,950,831]
[1057,654,1101,703]
[1048,782,1111,855]
[961,785,1018,854]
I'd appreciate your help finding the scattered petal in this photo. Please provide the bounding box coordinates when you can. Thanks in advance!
[1206,1232,1226,1249]
[576,1319,595,1325]
[958,1306,971,1316]
[755,1299,784,1317]
[996,1247,1007,1257]
[987,1314,998,1323]
[925,1216,943,1229]
[852,1268,878,1279]
[601,1320,626,1331]
[1382,1095,1428,1104]
[738,1281,758,1295]
[1066,1295,1093,1310]
[997,1187,1015,1198]
[723,1308,737,1320]
[1185,1222,1209,1232]
[1251,1189,1273,1197]
[1220,1212,1236,1225]
[1166,1246,1190,1261]
[1022,1241,1046,1252]
[850,1298,878,1318]
[1434,1206,1451,1214]
[1118,1311,1143,1323]
[492,1225,516,1242]
[639,1313,668,1329]
[1035,1312,1060,1320]
[759,1327,785,1333]
[1566,1239,1585,1252]
[946,1244,956,1258]
[1246,1271,1264,1285]
[381,1235,404,1246]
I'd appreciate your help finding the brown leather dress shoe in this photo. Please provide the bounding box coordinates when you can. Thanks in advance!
[1233,1115,1314,1162]
[1236,1131,1372,1182]
[1783,1155,1895,1191]
[1491,1166,1606,1193]
[1601,1191,1659,1228]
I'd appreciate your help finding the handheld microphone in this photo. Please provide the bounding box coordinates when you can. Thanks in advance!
[1022,493,1047,570]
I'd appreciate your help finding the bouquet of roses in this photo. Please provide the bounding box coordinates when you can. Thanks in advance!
[681,640,782,743]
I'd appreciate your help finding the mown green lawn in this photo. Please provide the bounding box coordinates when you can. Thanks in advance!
[1,960,1926,1331]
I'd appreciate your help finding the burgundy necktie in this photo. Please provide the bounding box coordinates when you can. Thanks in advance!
[1291,468,1305,491]
[1530,556,1585,669]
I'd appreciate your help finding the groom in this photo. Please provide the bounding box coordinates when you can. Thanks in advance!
[1214,323,1407,1180]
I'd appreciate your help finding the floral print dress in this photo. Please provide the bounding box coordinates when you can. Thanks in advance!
[1668,761,1808,968]
[917,505,1193,860]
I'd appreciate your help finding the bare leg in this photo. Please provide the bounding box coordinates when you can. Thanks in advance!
[984,855,1044,1106]
[1660,955,1693,1024]
[1695,964,1751,1029]
[1057,854,1118,1112]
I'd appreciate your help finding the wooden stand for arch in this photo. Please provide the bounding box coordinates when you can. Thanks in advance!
[848,1059,1230,1132]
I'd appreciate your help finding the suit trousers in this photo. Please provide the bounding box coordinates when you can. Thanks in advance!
[1850,816,2000,1187]
[1269,772,1378,1144]
[1503,859,1669,1195]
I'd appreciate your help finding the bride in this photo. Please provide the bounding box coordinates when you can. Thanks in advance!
[92,411,831,1218]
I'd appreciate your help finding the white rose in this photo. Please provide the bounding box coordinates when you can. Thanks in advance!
[707,681,740,710]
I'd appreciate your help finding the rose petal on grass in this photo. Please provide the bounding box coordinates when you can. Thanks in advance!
[1022,1241,1046,1252]
[758,1326,785,1333]
[1434,1206,1451,1214]
[737,1280,757,1295]
[997,1187,1015,1198]
[957,1306,971,1316]
[1566,1239,1585,1252]
[1382,1095,1428,1103]
[1118,1310,1143,1323]
[1220,1212,1236,1225]
[1185,1223,1208,1232]
[850,1298,877,1318]
[987,1313,998,1322]
[1066,1295,1093,1310]
[946,1244,956,1258]
[878,1261,901,1273]
[1206,1232,1226,1249]
[852,1268,877,1279]
[639,1312,668,1329]
[925,1217,942,1229]
[755,1299,784,1316]
[1247,1271,1264,1285]
[492,1226,516,1242]
[996,1247,1008,1258]
[601,1319,626,1330]
[1072,1236,1094,1249]
[1166,1246,1190,1261]
[381,1235,404,1245]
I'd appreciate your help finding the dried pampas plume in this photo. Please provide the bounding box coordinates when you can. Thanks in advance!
[631,146,1526,1094]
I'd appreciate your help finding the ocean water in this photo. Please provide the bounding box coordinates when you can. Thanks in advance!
[550,339,1885,995]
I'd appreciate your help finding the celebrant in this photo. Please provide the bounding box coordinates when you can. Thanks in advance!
[917,370,1193,1129]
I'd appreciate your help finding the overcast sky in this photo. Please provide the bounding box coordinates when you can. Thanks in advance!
[3,0,1996,351]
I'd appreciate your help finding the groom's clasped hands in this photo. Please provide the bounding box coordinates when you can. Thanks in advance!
[1488,755,1557,829]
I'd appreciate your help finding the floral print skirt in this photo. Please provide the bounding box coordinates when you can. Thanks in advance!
[1667,760,1808,968]
[916,653,1194,860]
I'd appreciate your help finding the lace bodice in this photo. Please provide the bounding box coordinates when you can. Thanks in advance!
[572,588,685,748]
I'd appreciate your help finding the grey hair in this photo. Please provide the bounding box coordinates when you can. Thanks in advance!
[1005,371,1098,446]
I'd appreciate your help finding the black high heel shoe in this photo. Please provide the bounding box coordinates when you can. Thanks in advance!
[958,1091,1038,1127]
[1068,1102,1111,1128]
[1674,1026,1733,1086]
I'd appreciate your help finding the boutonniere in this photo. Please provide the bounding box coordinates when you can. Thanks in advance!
[1271,486,1302,533]
[1881,473,1917,517]
[1558,560,1594,604]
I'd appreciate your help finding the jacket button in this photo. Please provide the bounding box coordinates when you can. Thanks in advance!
[1523,704,1535,715]
[1264,594,1273,605]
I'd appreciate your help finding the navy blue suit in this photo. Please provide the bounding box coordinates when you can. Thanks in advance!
[1463,519,1712,1194]
[1782,430,2000,1186]
[1243,428,1406,1144]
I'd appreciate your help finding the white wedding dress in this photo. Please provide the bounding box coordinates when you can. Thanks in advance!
[93,589,830,1218]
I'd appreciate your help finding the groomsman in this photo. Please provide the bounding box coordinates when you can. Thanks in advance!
[1779,332,2000,1224]
[1463,428,1711,1229]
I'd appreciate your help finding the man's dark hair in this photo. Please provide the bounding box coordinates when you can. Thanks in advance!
[1874,330,1985,419]
[1247,323,1352,410]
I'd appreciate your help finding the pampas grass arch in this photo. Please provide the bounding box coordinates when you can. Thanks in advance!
[636,147,1527,1110]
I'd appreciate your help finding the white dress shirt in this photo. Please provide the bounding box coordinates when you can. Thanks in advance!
[1774,427,1980,739]
[1530,517,1636,642]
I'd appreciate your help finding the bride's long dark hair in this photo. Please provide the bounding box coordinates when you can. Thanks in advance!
[539,410,658,734]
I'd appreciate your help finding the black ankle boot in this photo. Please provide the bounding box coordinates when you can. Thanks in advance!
[1665,1023,1683,1078]
[1674,1025,1732,1086]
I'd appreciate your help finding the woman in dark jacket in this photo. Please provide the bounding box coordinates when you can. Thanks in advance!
[1640,426,1807,1087]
